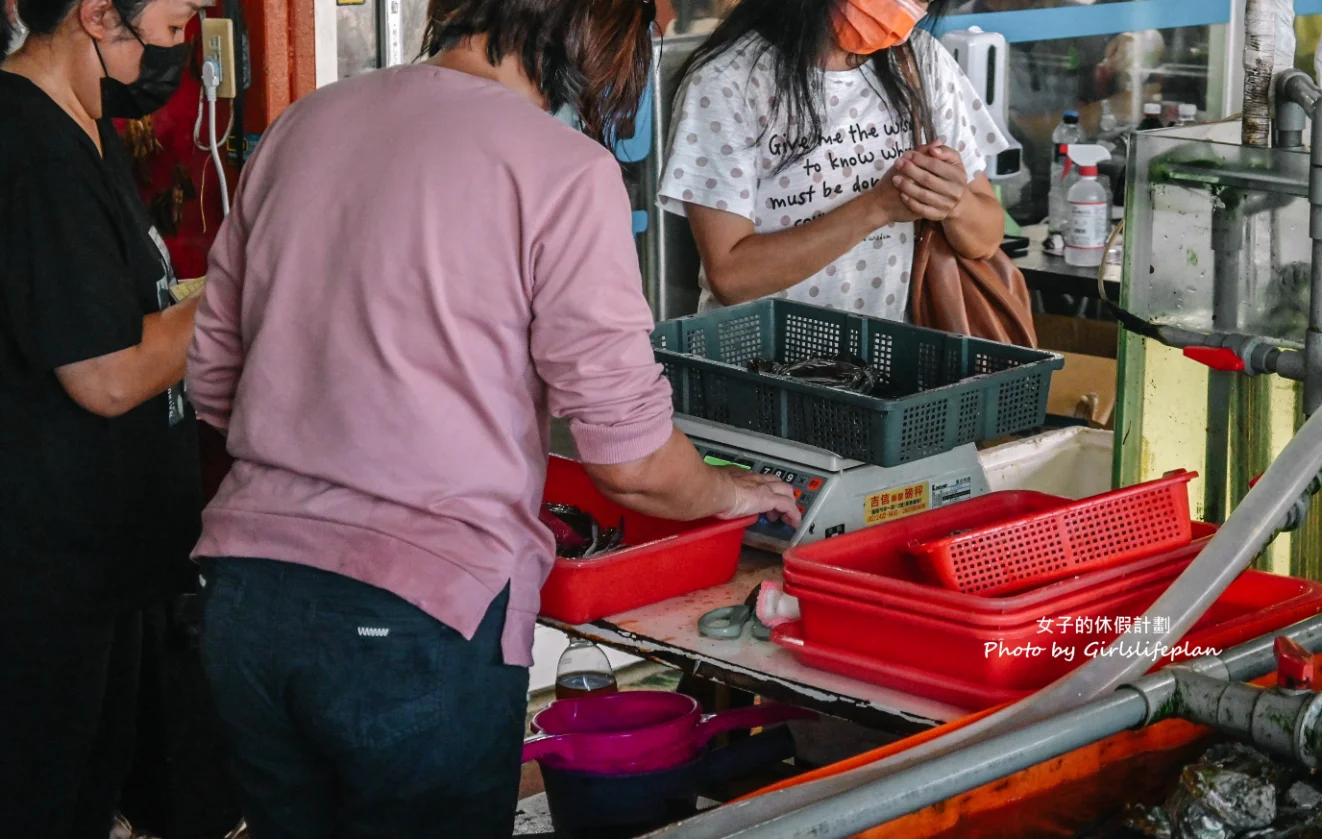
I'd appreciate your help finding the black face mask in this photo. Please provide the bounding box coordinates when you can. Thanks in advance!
[95,26,189,119]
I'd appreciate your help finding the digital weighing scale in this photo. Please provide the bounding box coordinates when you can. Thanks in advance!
[675,415,991,554]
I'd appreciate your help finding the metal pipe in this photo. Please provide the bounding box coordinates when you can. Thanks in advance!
[1160,163,1308,199]
[1270,348,1308,381]
[1279,68,1322,114]
[1276,101,1308,150]
[1306,101,1322,415]
[652,409,1322,838]
[1275,72,1316,150]
[1207,205,1246,522]
[1164,670,1322,767]
[1308,241,1322,415]
[650,616,1322,839]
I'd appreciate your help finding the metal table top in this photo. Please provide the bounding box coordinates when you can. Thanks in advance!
[539,548,966,737]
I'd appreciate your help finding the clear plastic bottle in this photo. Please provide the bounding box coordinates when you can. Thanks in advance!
[1048,111,1086,234]
[554,640,618,700]
[1064,145,1111,268]
[1098,100,1118,135]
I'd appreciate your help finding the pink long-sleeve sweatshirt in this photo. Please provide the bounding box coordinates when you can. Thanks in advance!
[186,66,675,666]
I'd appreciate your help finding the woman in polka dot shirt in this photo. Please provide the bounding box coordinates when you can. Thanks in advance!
[658,0,1010,319]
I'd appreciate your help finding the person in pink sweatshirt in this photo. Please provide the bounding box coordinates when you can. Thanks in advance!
[184,0,799,835]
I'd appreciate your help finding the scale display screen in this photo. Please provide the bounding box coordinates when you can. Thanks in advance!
[704,455,750,470]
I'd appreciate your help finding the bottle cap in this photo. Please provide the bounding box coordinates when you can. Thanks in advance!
[1179,103,1197,118]
[1063,110,1080,123]
[1143,102,1162,116]
[1063,145,1110,179]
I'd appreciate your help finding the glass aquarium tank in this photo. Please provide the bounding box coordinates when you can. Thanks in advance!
[1117,121,1319,577]
[1124,122,1311,342]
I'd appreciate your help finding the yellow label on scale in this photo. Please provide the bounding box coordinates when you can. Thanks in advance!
[865,482,930,525]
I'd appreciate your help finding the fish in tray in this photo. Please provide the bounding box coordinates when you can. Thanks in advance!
[747,355,884,396]
[540,504,626,560]
[1122,744,1322,839]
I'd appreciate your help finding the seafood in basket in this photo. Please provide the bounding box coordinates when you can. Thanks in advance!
[540,503,625,559]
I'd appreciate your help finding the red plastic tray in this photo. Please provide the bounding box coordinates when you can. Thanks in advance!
[773,622,1028,710]
[538,456,753,624]
[786,578,1165,692]
[785,492,1079,609]
[911,472,1197,596]
[781,569,1322,700]
[784,491,1217,618]
[782,524,1218,629]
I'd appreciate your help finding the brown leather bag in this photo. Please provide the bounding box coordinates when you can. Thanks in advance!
[898,48,1038,347]
[909,223,1038,346]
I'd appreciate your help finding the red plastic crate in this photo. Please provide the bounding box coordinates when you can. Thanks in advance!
[778,569,1322,707]
[785,491,1064,605]
[785,577,1167,692]
[772,623,1027,711]
[538,456,753,624]
[783,524,1218,628]
[911,472,1198,596]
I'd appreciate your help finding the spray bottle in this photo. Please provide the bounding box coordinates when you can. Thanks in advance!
[1062,144,1112,268]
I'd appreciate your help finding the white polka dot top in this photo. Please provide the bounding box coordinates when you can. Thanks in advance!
[659,30,1010,319]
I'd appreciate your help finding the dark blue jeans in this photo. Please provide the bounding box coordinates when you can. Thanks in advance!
[198,557,530,839]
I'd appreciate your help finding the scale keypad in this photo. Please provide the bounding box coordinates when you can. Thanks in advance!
[699,446,826,531]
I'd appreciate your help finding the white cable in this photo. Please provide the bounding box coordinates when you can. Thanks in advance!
[194,89,233,152]
[201,59,230,218]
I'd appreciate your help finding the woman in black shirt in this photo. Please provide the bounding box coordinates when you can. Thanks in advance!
[0,0,203,833]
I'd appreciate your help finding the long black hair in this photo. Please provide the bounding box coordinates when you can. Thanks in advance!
[1,3,14,56]
[3,0,153,55]
[676,0,954,169]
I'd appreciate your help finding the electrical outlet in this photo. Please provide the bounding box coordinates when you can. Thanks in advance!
[201,17,237,99]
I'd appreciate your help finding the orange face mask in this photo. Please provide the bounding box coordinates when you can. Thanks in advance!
[833,0,926,55]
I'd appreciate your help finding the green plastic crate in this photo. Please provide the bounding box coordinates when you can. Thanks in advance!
[651,300,1064,467]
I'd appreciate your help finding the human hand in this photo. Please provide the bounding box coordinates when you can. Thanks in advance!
[714,467,802,528]
[892,143,970,223]
[866,170,919,228]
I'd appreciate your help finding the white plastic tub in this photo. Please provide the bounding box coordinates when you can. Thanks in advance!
[979,427,1115,499]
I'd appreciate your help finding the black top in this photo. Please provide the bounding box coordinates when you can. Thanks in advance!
[0,71,201,617]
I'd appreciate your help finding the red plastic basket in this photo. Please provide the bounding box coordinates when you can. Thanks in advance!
[783,523,1218,627]
[785,491,1064,607]
[778,568,1322,708]
[911,471,1198,596]
[538,456,753,625]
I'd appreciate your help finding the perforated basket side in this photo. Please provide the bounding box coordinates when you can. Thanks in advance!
[1060,484,1193,567]
[895,393,956,464]
[784,391,881,463]
[663,359,783,437]
[778,306,851,364]
[936,518,1073,594]
[917,474,1197,595]
[651,300,1063,468]
[714,309,767,366]
[652,323,683,413]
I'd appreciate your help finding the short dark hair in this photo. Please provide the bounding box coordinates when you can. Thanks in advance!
[4,0,153,54]
[421,0,654,148]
